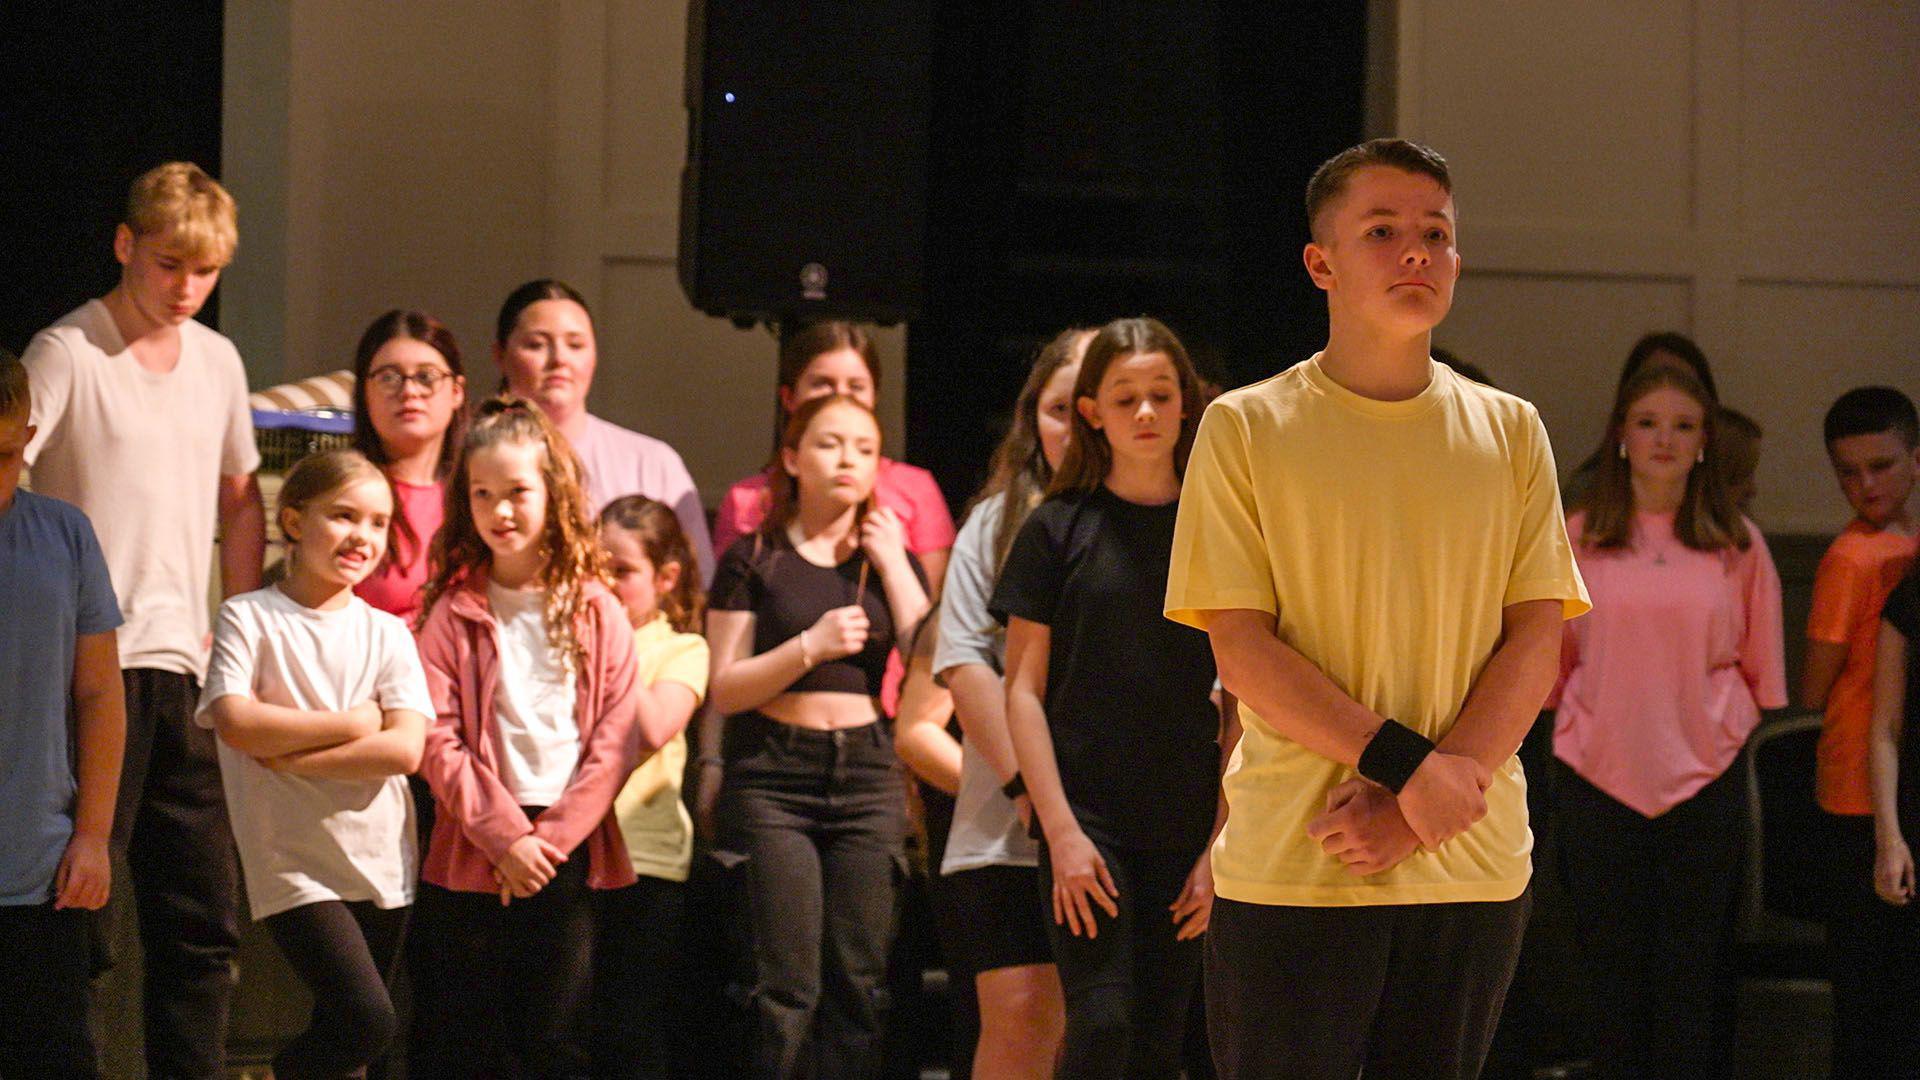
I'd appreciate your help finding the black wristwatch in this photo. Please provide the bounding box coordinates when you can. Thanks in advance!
[1001,772,1028,800]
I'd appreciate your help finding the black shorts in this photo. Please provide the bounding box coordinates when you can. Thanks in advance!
[942,864,1054,975]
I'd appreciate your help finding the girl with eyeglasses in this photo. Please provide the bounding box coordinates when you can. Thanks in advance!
[349,309,469,625]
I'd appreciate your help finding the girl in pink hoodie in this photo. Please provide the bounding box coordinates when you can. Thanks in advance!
[408,396,676,1079]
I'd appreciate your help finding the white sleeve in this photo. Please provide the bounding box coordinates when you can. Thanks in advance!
[195,600,259,727]
[20,332,74,467]
[374,616,436,716]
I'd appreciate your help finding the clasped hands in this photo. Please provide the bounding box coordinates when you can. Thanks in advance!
[1306,750,1490,877]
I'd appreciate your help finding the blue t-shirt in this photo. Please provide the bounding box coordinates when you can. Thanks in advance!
[0,489,121,905]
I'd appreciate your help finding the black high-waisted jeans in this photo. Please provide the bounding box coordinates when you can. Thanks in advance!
[718,711,906,1080]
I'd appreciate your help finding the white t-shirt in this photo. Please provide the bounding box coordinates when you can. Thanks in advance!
[488,583,580,805]
[195,586,433,919]
[23,299,260,679]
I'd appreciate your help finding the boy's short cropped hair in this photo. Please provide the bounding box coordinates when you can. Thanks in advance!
[1824,386,1919,449]
[126,161,237,265]
[1305,138,1452,241]
[0,347,27,421]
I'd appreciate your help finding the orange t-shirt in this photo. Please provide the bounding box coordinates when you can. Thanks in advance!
[1808,520,1918,815]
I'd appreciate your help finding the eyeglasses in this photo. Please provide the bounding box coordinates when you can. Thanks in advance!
[367,367,455,395]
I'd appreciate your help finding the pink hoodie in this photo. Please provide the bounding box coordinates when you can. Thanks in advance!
[415,575,659,892]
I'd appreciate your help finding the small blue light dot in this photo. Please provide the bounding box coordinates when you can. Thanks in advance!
[724,92,736,103]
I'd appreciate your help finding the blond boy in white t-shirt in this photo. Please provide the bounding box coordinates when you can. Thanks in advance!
[22,161,264,1080]
[1165,140,1588,1080]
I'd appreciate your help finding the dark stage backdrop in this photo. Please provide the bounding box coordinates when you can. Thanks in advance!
[908,2,1370,512]
[0,3,224,355]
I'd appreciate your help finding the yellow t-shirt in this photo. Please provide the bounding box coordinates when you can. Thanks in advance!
[1165,356,1589,906]
[612,614,710,883]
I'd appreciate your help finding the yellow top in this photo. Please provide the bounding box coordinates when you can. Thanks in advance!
[1165,356,1588,906]
[612,614,710,882]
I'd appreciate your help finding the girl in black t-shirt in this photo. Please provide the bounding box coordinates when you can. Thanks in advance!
[706,393,929,1079]
[994,317,1233,1080]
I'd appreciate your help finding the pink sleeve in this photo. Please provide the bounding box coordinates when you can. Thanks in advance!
[1738,526,1790,710]
[533,595,646,856]
[711,480,759,558]
[894,465,956,553]
[414,603,534,863]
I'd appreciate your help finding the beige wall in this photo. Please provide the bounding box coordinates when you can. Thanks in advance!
[1388,1,1920,534]
[220,0,905,505]
[225,3,1918,531]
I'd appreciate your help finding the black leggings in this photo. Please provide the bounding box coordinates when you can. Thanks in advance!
[1038,837,1204,1080]
[261,899,409,1080]
[409,847,596,1079]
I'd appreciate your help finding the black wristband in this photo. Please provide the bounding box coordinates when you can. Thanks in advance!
[1001,773,1027,801]
[1357,719,1436,795]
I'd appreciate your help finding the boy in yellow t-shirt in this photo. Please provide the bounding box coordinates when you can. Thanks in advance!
[1800,386,1918,1079]
[1164,139,1588,1080]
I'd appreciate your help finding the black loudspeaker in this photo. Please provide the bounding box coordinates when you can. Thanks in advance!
[679,2,931,325]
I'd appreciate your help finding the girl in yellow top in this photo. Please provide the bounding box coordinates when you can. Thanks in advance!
[595,496,708,1079]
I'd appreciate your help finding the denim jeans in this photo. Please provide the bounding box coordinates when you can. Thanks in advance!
[718,712,906,1080]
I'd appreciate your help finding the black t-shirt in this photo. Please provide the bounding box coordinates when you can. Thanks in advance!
[989,486,1219,854]
[711,530,926,697]
[1883,572,1920,842]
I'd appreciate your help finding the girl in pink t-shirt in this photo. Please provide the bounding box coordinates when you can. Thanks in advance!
[348,309,469,625]
[711,321,955,588]
[1551,362,1786,1079]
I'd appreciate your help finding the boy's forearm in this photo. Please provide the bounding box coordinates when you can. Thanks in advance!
[218,474,266,597]
[1434,600,1563,772]
[1207,609,1379,767]
[1800,640,1848,711]
[71,636,127,841]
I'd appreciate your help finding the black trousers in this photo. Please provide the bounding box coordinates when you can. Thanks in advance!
[1,902,96,1078]
[593,874,686,1080]
[262,899,409,1079]
[1205,890,1530,1080]
[96,668,240,1080]
[409,835,596,1080]
[1038,838,1203,1080]
[1556,765,1743,1080]
[1822,812,1920,1078]
[718,713,905,1080]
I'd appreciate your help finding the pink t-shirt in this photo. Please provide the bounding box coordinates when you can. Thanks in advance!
[1551,510,1788,817]
[710,458,956,559]
[570,414,713,582]
[354,478,444,626]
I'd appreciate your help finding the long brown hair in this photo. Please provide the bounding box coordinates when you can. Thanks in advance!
[1579,364,1749,553]
[761,394,882,539]
[968,327,1090,573]
[599,496,708,635]
[418,396,609,666]
[771,320,881,457]
[1048,317,1204,497]
[350,309,469,565]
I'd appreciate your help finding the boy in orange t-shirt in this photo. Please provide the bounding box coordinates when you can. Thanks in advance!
[1802,385,1919,1079]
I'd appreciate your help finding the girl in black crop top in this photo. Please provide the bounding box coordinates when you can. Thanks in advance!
[704,393,930,1079]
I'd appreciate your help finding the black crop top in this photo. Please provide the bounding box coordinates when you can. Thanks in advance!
[711,530,927,696]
